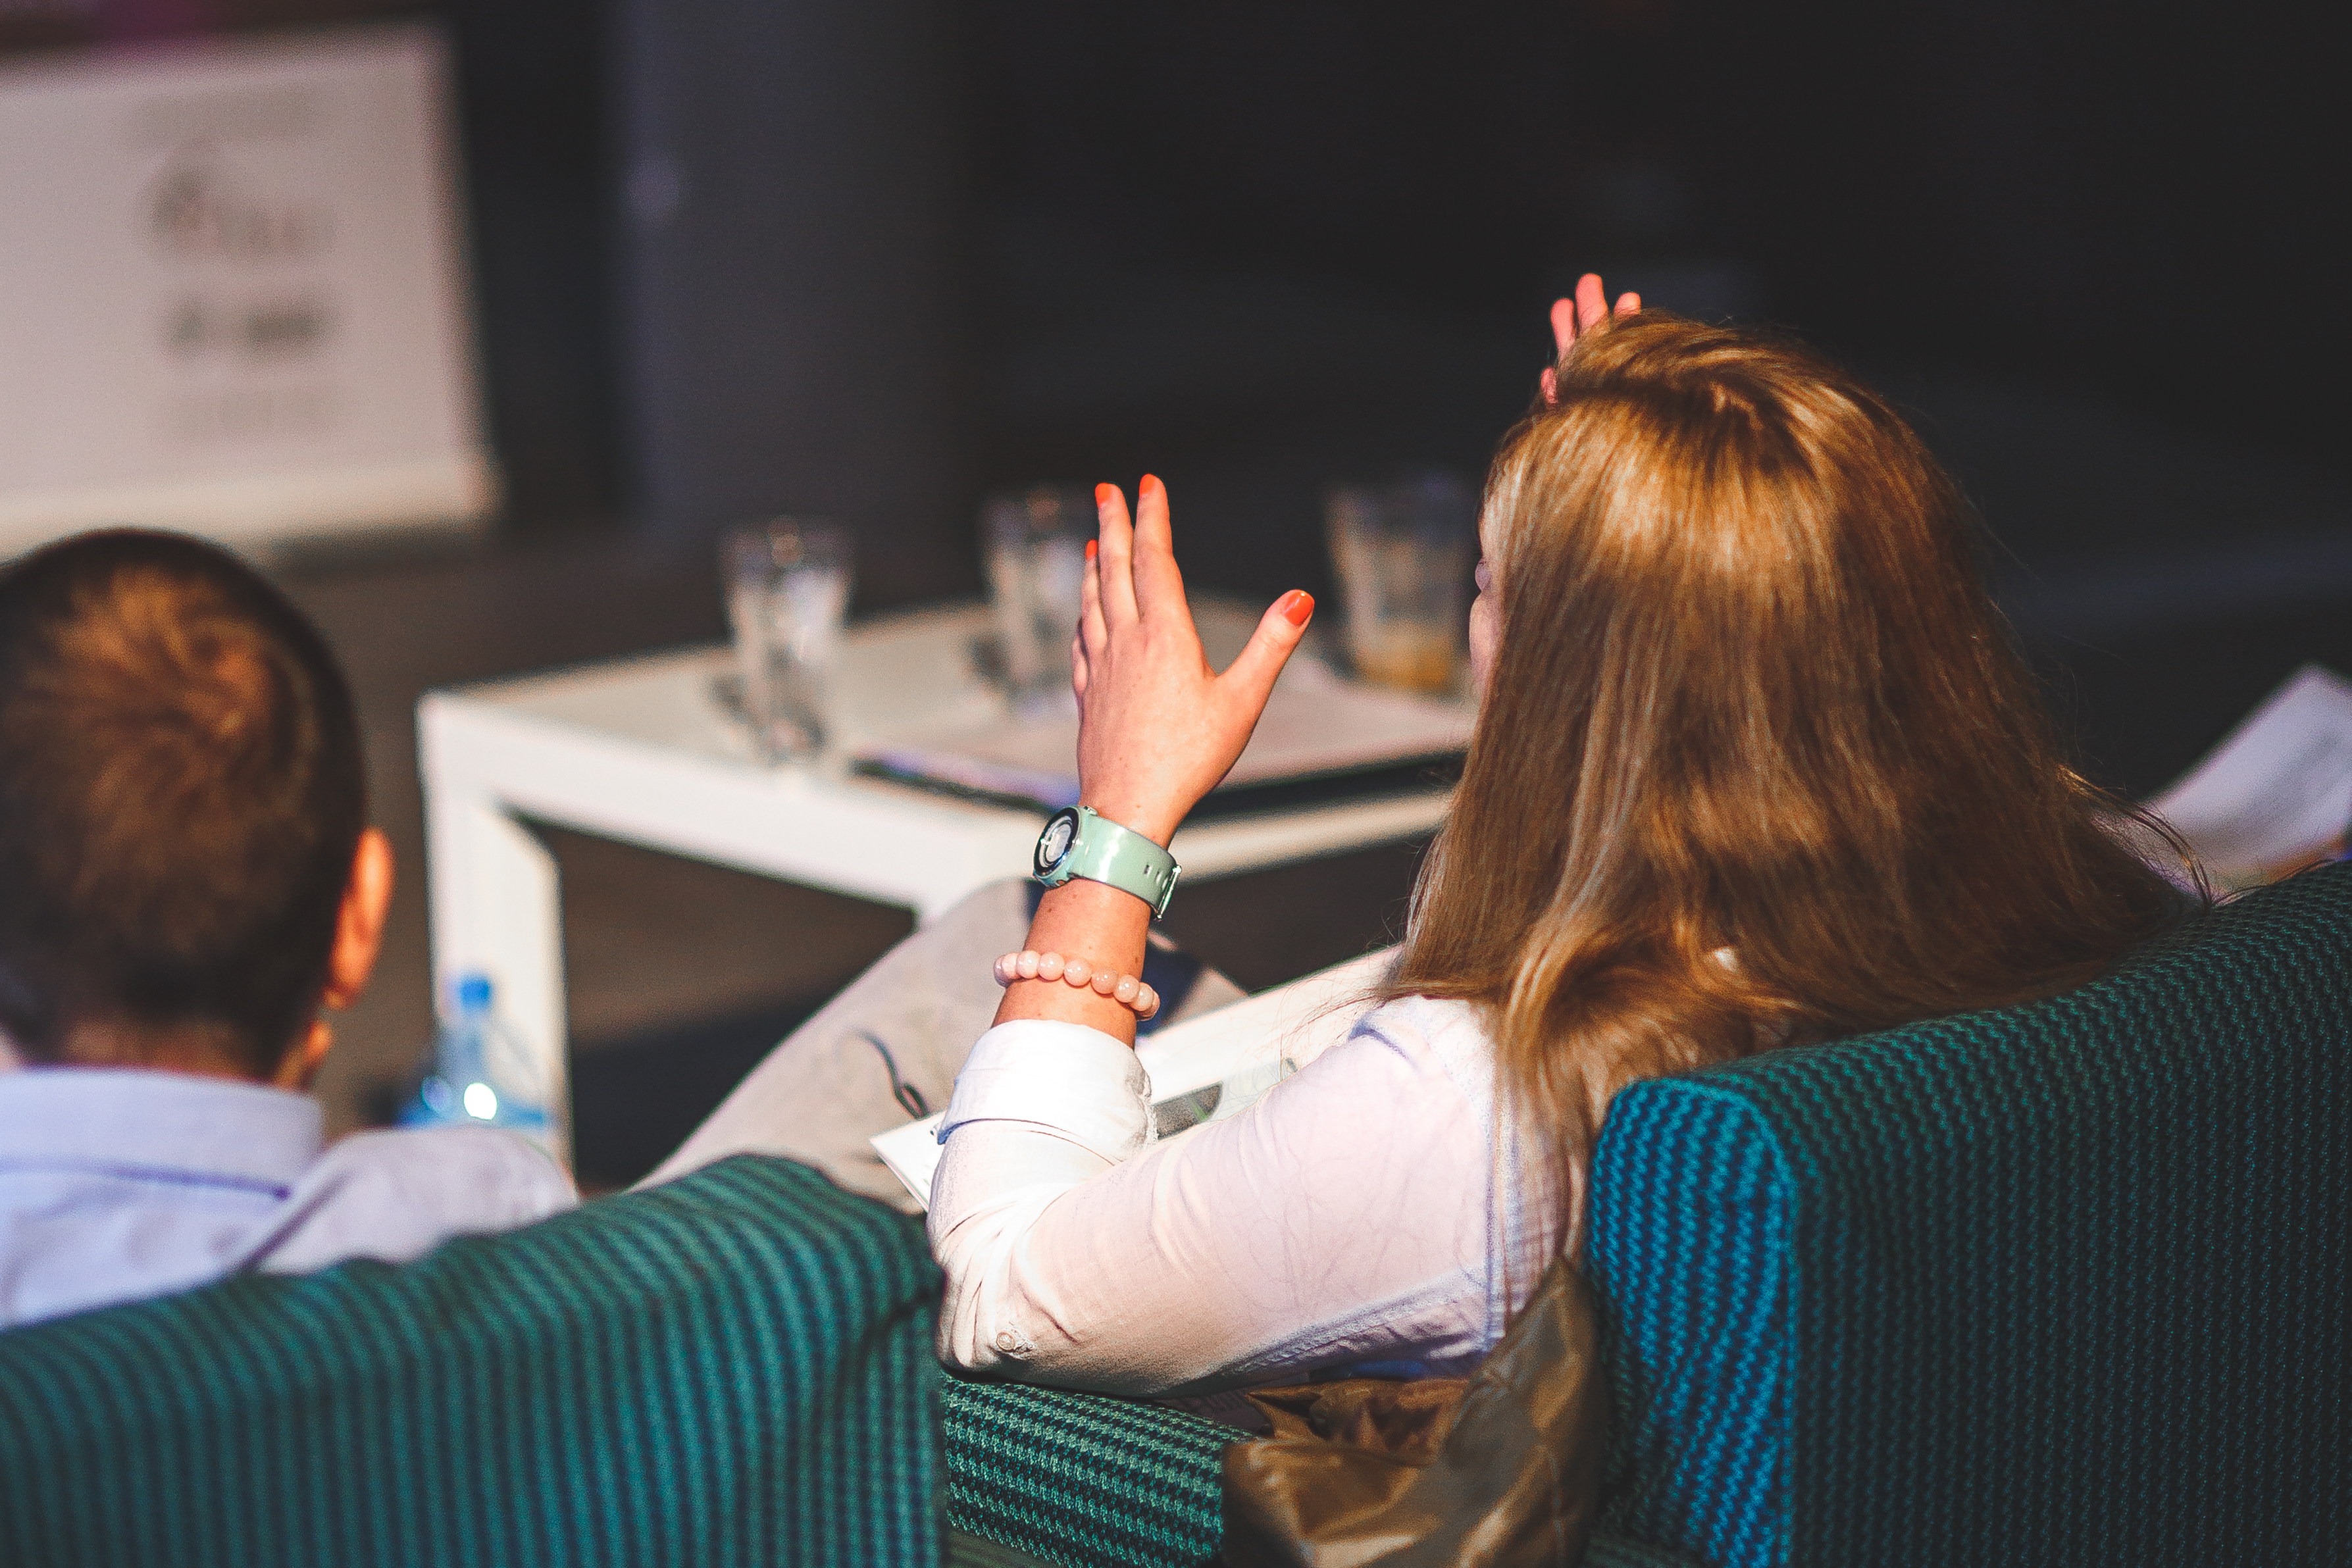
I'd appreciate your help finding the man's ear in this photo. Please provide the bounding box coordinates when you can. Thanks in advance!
[320,828,395,1013]
[274,1017,334,1091]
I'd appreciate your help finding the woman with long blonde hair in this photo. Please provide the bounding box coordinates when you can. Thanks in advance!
[678,283,2186,1404]
[1386,303,2189,1254]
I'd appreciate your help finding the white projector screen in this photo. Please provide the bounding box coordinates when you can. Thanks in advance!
[0,24,495,557]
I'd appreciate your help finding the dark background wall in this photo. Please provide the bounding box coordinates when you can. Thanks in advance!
[7,0,2347,796]
[16,0,2334,505]
[965,0,2340,451]
[604,0,977,603]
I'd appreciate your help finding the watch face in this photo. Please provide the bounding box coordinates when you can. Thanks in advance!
[1035,809,1079,876]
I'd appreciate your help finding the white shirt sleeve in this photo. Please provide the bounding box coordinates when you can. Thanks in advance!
[927,1003,1498,1397]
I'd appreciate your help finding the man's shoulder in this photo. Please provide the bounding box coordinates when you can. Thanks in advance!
[253,1125,578,1277]
[317,1122,574,1188]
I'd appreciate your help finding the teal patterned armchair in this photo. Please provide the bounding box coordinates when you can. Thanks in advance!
[0,1157,945,1567]
[1579,859,2351,1565]
[936,863,2352,1567]
[4,865,2346,1566]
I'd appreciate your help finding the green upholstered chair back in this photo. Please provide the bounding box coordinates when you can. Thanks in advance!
[11,869,2343,1568]
[1586,863,2352,1567]
[0,1157,944,1568]
[940,1374,1233,1568]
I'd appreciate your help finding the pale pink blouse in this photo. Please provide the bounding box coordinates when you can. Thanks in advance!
[927,994,1560,1400]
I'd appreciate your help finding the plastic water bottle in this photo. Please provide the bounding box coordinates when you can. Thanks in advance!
[400,973,552,1140]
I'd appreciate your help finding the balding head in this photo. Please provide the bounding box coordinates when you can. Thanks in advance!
[0,530,365,1076]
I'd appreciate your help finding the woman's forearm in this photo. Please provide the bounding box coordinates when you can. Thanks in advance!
[990,876,1153,1045]
[996,475,1311,1049]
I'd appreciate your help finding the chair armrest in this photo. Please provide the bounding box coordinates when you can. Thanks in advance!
[0,1156,943,1568]
[942,1377,1706,1568]
[942,1374,1232,1567]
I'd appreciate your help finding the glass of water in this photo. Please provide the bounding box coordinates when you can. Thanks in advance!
[1324,472,1477,695]
[983,485,1093,715]
[723,518,854,761]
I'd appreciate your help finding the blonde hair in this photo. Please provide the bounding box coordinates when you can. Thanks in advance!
[1390,314,2184,1254]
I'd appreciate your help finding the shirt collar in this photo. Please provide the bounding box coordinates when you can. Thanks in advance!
[0,1067,322,1190]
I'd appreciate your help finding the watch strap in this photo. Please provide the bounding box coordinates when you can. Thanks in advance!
[1039,805,1182,918]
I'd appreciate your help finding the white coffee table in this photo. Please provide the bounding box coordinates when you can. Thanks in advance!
[419,599,1466,1154]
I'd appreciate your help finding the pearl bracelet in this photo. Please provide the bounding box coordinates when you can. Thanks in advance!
[992,949,1160,1019]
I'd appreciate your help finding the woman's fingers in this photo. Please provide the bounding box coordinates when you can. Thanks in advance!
[1546,277,1639,401]
[1575,272,1608,336]
[1549,295,1579,359]
[1127,474,1190,621]
[1092,482,1140,628]
[1221,590,1315,713]
[1071,632,1088,697]
[1078,534,1108,661]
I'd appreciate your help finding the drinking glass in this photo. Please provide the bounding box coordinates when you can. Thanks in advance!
[723,518,853,761]
[1324,472,1477,695]
[983,485,1093,715]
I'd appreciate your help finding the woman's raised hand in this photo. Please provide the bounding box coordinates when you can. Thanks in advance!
[1540,272,1642,403]
[1071,476,1314,847]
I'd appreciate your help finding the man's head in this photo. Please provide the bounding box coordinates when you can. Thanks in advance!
[0,530,390,1083]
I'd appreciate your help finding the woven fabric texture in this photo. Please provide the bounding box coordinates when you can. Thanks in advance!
[0,1155,944,1568]
[941,1369,1691,1568]
[941,1374,1233,1567]
[1587,864,2352,1567]
[1582,1536,1706,1568]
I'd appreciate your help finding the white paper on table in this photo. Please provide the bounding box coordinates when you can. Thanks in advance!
[2148,664,2352,886]
[870,946,1396,1210]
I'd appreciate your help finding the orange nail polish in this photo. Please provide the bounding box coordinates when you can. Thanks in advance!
[1095,483,1116,506]
[1086,539,1097,561]
[1140,474,1163,498]
[1281,590,1314,626]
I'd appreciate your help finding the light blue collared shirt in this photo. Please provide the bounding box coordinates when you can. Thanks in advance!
[0,1067,576,1330]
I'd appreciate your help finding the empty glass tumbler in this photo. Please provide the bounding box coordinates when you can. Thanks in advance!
[724,518,854,761]
[1324,473,1477,695]
[983,485,1093,714]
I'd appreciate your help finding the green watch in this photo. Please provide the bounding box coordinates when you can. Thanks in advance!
[1032,805,1182,918]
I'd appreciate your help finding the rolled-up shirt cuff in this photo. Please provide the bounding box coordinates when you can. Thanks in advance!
[938,1019,1153,1165]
